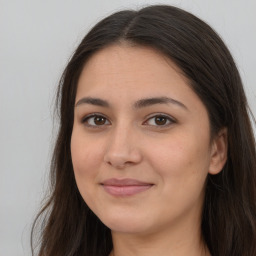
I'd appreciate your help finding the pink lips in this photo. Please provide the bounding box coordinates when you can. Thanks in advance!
[101,178,153,196]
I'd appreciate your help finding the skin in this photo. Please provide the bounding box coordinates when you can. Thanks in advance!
[71,44,227,256]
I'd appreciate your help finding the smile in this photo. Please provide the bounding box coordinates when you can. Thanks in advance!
[101,178,154,197]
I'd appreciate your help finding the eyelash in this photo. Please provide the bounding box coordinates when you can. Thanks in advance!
[81,113,176,129]
[81,113,111,128]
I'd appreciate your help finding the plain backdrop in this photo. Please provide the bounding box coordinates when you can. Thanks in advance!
[0,0,255,255]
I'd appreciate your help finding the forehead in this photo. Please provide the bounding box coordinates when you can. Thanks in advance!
[77,44,187,93]
[76,44,205,114]
[83,43,177,72]
[82,44,184,78]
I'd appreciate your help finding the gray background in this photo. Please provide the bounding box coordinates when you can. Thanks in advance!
[0,0,255,255]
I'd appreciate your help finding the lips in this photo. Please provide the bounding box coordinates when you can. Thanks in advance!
[101,178,153,196]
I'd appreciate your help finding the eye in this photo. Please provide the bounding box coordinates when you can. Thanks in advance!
[144,114,175,127]
[82,114,110,128]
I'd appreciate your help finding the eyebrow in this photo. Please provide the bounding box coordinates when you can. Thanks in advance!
[76,97,109,107]
[75,96,188,110]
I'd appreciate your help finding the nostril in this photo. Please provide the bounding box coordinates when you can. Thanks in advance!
[103,140,143,168]
[104,152,141,169]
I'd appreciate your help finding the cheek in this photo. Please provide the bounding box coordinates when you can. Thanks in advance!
[145,132,210,216]
[70,131,106,212]
[145,130,211,187]
[70,131,102,186]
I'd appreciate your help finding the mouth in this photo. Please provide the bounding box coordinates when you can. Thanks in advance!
[100,178,154,197]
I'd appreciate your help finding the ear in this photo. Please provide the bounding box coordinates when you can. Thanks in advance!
[208,127,228,175]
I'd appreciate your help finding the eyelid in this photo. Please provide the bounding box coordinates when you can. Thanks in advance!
[81,113,111,128]
[143,113,176,127]
[80,112,176,128]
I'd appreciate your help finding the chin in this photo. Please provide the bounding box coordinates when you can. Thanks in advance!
[99,212,151,234]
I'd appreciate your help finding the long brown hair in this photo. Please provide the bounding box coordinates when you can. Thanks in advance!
[31,5,256,256]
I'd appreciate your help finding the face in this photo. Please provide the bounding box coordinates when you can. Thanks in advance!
[71,44,225,236]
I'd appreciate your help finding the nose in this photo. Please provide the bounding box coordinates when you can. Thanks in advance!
[103,125,143,169]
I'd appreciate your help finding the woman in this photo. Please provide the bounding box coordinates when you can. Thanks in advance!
[31,5,256,256]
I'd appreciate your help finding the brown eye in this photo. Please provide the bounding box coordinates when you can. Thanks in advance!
[145,114,175,127]
[94,116,106,125]
[155,116,168,125]
[82,114,110,127]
